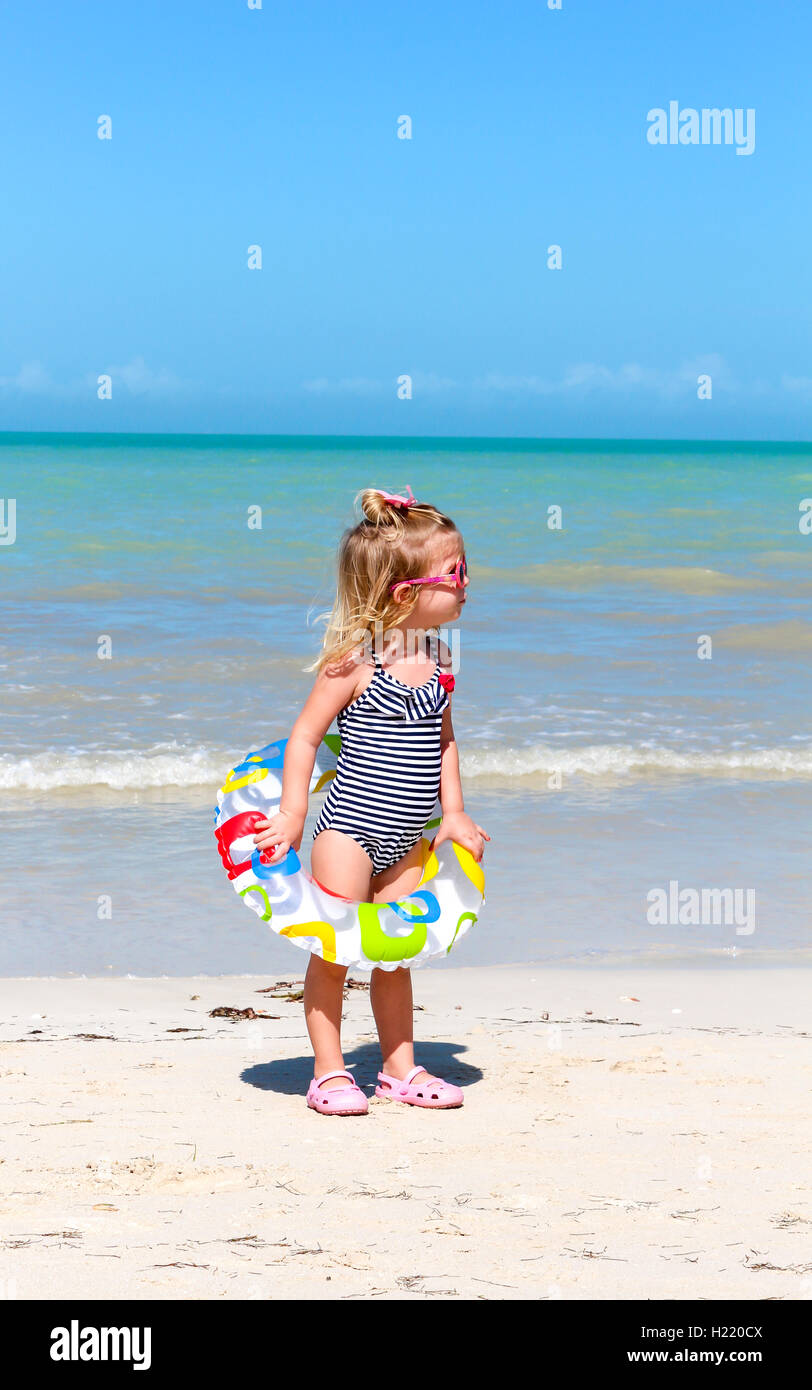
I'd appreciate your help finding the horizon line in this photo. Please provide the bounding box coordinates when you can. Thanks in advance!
[1,430,811,451]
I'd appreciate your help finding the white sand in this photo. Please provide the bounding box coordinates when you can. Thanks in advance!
[0,964,809,1301]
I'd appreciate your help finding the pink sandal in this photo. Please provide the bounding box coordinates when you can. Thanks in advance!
[375,1065,464,1109]
[306,1069,369,1116]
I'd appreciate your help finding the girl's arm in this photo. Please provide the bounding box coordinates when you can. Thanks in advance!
[439,702,465,815]
[252,654,364,863]
[434,644,490,861]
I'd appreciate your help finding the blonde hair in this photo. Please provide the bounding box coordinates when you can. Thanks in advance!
[305,487,461,674]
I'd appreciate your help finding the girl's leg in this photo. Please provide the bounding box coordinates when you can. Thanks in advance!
[306,829,373,1092]
[369,839,441,1089]
[303,954,349,1089]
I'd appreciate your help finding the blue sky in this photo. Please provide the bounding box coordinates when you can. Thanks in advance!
[1,0,811,440]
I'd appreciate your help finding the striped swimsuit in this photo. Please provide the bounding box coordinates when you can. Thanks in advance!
[312,633,450,876]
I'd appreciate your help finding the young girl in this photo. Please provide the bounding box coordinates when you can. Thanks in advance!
[252,485,489,1116]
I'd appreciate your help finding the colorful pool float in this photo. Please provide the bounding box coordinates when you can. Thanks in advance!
[213,736,485,972]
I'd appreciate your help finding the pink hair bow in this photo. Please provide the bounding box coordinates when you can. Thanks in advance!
[374,484,417,508]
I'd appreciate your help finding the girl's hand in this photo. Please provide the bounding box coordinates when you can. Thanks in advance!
[252,810,305,865]
[433,811,491,863]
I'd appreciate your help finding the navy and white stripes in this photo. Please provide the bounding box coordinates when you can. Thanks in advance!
[312,633,449,875]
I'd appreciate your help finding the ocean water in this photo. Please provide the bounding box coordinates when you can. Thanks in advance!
[1,433,810,974]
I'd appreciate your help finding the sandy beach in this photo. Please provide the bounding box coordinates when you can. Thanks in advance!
[0,964,809,1302]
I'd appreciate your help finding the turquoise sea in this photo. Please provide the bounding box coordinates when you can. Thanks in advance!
[1,433,810,974]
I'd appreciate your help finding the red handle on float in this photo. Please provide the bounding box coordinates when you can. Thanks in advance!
[215,810,270,880]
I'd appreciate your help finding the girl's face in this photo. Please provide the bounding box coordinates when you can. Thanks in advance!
[401,533,469,626]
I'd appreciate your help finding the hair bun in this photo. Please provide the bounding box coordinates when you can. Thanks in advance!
[359,487,413,525]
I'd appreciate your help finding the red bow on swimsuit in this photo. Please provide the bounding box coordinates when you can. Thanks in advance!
[438,673,456,694]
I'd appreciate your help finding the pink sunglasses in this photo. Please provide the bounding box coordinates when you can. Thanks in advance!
[389,555,468,592]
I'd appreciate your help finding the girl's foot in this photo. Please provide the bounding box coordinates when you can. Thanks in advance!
[378,1067,439,1090]
[307,1070,368,1116]
[314,1073,355,1092]
[375,1065,463,1108]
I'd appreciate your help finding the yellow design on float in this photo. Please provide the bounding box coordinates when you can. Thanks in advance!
[280,920,337,963]
[418,846,440,885]
[221,766,268,795]
[452,841,485,895]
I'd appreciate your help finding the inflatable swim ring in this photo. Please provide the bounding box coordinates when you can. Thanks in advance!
[214,736,485,972]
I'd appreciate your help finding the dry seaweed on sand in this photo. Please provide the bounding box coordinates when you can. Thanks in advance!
[255,983,305,1002]
[208,1007,280,1020]
[255,977,371,1004]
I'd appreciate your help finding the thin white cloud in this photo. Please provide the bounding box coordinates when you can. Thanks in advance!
[302,376,382,395]
[0,361,55,393]
[97,356,188,396]
[411,371,458,393]
[475,355,735,398]
[781,374,812,395]
[299,356,739,401]
[302,370,457,396]
[0,356,190,398]
[2,354,795,408]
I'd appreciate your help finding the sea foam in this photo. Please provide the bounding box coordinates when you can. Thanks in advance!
[2,740,812,793]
